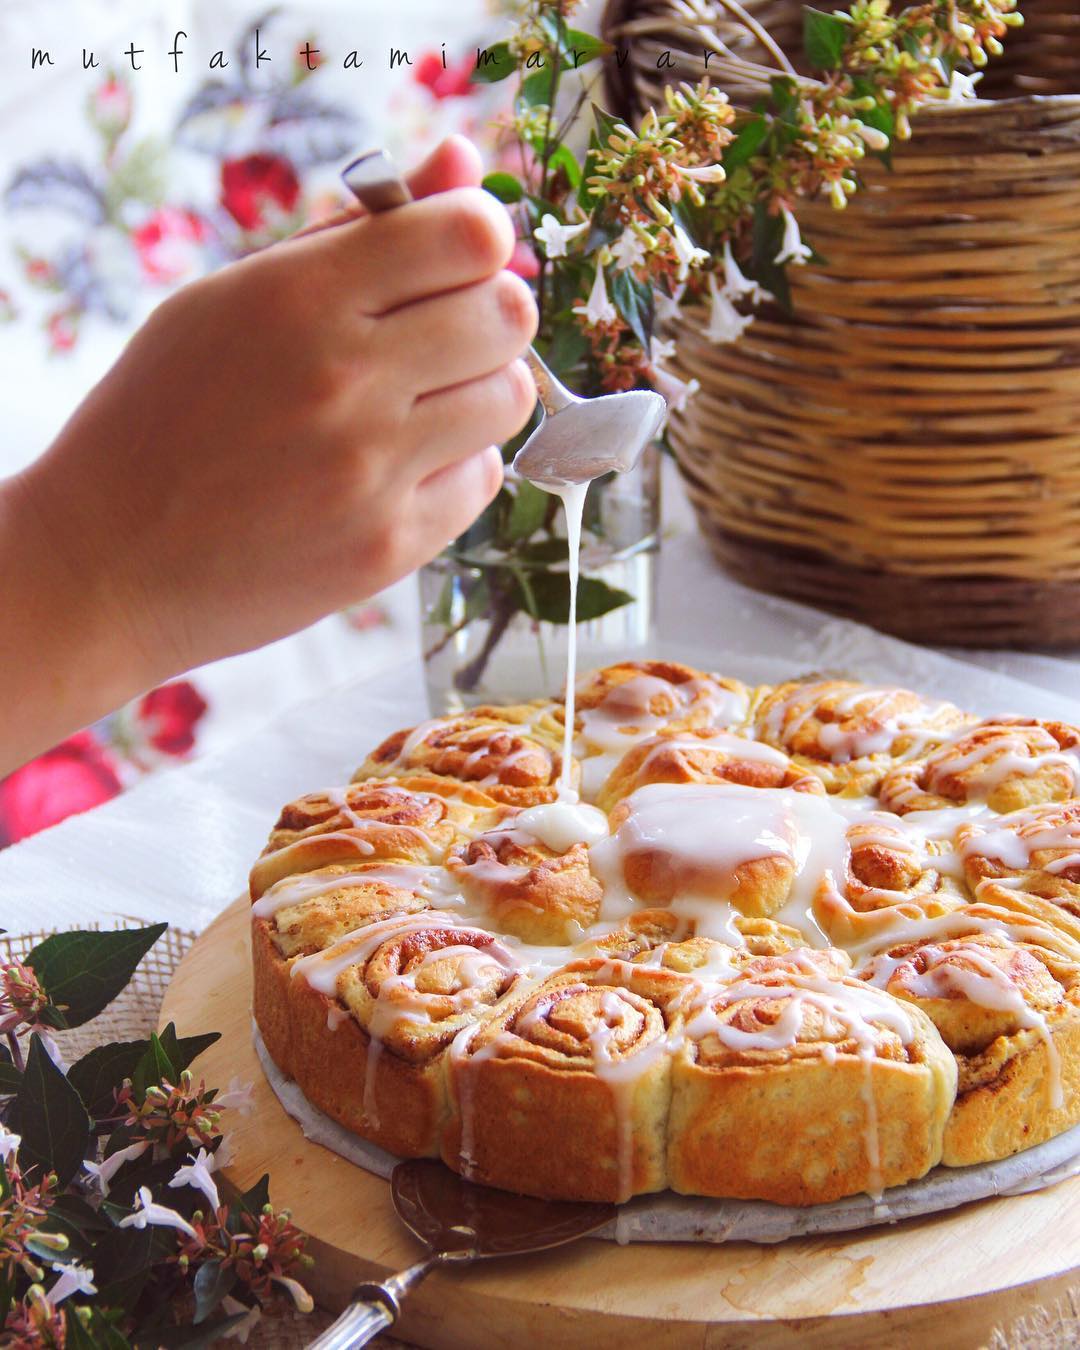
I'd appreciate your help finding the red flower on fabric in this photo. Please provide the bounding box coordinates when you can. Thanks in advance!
[89,75,133,138]
[220,154,301,231]
[46,312,76,352]
[131,207,209,283]
[0,732,121,845]
[413,51,475,100]
[135,681,208,757]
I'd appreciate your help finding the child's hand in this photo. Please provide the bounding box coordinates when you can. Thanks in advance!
[2,136,537,767]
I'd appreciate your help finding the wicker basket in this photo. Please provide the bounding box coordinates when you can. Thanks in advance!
[601,0,1080,647]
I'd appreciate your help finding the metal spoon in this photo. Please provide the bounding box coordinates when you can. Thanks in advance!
[342,150,667,488]
[307,1159,615,1349]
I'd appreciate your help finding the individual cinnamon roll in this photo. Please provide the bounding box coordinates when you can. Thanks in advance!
[582,908,812,965]
[666,949,957,1204]
[567,661,750,799]
[753,679,966,794]
[250,776,495,899]
[958,800,1080,928]
[446,811,603,945]
[356,710,571,806]
[272,912,525,1157]
[591,782,851,930]
[854,898,1080,1166]
[252,862,445,958]
[595,730,824,813]
[443,957,693,1201]
[880,718,1080,816]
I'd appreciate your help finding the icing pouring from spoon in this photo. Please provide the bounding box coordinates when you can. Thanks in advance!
[343,150,665,807]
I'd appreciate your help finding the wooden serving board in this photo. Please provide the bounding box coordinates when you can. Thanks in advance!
[160,898,1080,1349]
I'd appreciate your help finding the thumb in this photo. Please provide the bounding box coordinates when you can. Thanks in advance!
[292,135,485,239]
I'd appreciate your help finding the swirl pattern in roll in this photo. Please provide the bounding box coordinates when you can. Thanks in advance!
[249,658,1080,1205]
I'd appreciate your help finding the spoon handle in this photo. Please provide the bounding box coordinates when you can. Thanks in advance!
[306,1255,441,1349]
[340,150,576,419]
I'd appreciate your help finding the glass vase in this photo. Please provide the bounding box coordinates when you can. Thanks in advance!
[420,447,660,712]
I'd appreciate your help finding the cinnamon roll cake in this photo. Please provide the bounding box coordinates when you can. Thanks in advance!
[251,660,1080,1206]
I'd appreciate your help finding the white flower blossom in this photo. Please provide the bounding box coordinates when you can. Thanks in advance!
[653,284,686,322]
[0,1123,21,1163]
[169,1148,221,1212]
[774,207,813,266]
[671,223,709,282]
[82,1140,149,1196]
[675,162,727,184]
[855,122,890,152]
[222,1296,262,1343]
[118,1185,199,1240]
[214,1078,256,1115]
[649,336,676,366]
[271,1273,314,1314]
[532,213,589,259]
[609,227,646,271]
[945,68,983,103]
[572,263,617,327]
[49,1262,97,1305]
[721,240,770,305]
[705,272,754,344]
[651,365,700,414]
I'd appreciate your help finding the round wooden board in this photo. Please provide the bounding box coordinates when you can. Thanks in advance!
[161,898,1080,1348]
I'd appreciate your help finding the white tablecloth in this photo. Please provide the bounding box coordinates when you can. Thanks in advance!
[4,511,1080,935]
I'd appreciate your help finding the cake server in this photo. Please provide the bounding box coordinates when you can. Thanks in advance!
[307,1158,615,1349]
[342,149,667,488]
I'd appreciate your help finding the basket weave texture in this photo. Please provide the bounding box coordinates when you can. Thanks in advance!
[602,0,1080,647]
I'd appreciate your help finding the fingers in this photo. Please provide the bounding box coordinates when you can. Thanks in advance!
[328,187,516,314]
[407,360,537,473]
[293,135,484,241]
[412,446,505,556]
[380,270,538,396]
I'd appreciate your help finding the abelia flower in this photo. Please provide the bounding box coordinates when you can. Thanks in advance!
[946,68,983,102]
[650,364,699,414]
[48,1261,96,1304]
[573,264,617,327]
[704,273,753,344]
[774,207,813,266]
[0,1123,21,1162]
[214,1078,256,1115]
[532,214,589,259]
[169,1148,221,1212]
[671,224,709,282]
[609,228,647,272]
[82,1139,149,1196]
[0,732,121,845]
[721,241,769,306]
[221,155,301,232]
[118,1185,200,1240]
[131,208,208,284]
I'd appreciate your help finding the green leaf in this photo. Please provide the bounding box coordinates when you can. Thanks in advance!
[591,103,625,148]
[0,1044,21,1096]
[519,66,554,109]
[158,1024,220,1076]
[609,269,654,350]
[238,1172,271,1215]
[14,1036,92,1186]
[193,1258,237,1324]
[561,27,612,68]
[750,200,793,312]
[803,7,850,70]
[65,1308,106,1350]
[518,538,569,565]
[471,41,515,83]
[723,116,770,170]
[94,1225,174,1311]
[547,143,582,190]
[543,321,588,377]
[482,171,523,204]
[507,481,551,541]
[132,1030,176,1102]
[68,1041,147,1116]
[514,572,634,624]
[770,76,800,123]
[26,924,167,1028]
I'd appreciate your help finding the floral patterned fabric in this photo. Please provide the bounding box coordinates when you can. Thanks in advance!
[0,0,510,847]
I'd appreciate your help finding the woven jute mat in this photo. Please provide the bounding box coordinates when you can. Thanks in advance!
[1,920,407,1349]
[5,920,1078,1348]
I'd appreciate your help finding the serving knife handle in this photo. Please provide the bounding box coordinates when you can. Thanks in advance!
[306,1255,440,1349]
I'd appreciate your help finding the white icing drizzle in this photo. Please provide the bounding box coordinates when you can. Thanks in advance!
[959,803,1080,875]
[253,864,454,919]
[578,675,747,758]
[860,939,1064,1110]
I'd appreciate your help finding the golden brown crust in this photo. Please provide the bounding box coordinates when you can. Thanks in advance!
[248,660,1080,1207]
